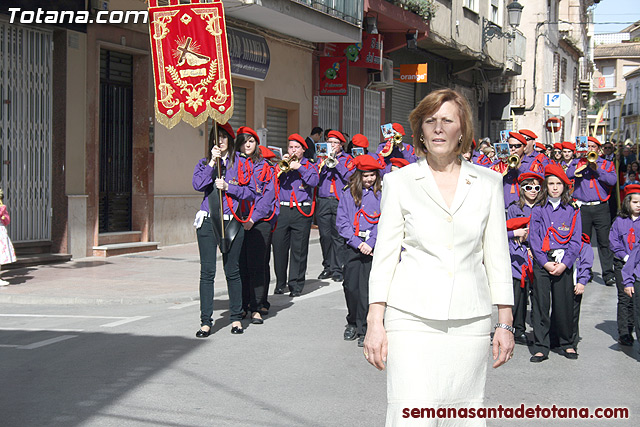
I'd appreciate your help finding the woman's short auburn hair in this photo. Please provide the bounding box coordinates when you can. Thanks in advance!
[408,88,474,158]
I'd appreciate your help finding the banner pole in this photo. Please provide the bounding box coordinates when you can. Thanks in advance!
[213,122,226,246]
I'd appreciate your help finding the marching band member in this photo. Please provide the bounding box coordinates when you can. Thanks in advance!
[621,225,640,349]
[566,135,617,287]
[529,164,582,361]
[317,130,354,282]
[376,123,418,165]
[471,139,492,166]
[193,123,256,337]
[491,132,545,208]
[568,233,593,349]
[519,129,550,167]
[608,184,640,346]
[236,127,278,325]
[350,132,370,155]
[336,154,384,347]
[272,134,319,297]
[550,143,563,165]
[507,171,544,345]
[561,141,576,171]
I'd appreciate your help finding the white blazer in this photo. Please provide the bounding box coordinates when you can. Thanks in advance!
[369,157,513,320]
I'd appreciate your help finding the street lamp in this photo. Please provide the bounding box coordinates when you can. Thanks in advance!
[482,1,524,51]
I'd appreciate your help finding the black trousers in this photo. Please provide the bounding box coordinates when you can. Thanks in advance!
[272,203,313,293]
[632,280,640,340]
[196,217,244,327]
[317,197,345,275]
[572,291,583,347]
[613,258,635,338]
[531,263,575,355]
[581,202,614,282]
[240,220,272,313]
[512,277,529,337]
[342,245,372,336]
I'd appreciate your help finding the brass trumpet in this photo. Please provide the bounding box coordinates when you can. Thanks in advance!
[586,151,598,163]
[324,151,338,168]
[507,154,520,169]
[278,155,298,173]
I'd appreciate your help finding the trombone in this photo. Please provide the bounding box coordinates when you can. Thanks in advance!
[278,155,298,173]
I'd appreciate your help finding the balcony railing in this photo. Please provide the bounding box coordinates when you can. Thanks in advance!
[292,0,363,25]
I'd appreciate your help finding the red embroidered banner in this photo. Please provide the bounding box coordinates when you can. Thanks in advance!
[148,0,233,129]
[319,56,348,96]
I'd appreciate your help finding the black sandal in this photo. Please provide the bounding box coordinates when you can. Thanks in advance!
[196,327,211,338]
[251,313,264,325]
[230,325,244,334]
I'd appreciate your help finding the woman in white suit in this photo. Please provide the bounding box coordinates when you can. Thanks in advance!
[363,89,515,426]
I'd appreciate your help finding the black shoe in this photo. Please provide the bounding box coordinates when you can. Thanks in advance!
[514,333,530,346]
[332,273,344,282]
[289,291,301,297]
[357,336,365,347]
[274,287,285,295]
[618,334,634,346]
[230,325,244,334]
[318,270,332,280]
[344,325,357,341]
[529,354,548,363]
[605,277,616,286]
[196,328,211,338]
[563,349,579,360]
[251,314,264,325]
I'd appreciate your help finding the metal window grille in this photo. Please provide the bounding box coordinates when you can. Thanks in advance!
[561,58,567,83]
[0,22,52,242]
[343,85,360,138]
[363,89,381,151]
[318,96,340,135]
[292,0,363,25]
[553,53,560,92]
[228,86,246,133]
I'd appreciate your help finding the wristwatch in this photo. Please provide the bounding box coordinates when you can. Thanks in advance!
[494,323,515,334]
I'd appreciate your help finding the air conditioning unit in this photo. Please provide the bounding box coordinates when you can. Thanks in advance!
[369,58,394,89]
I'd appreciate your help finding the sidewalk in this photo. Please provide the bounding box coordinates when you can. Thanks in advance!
[0,229,320,305]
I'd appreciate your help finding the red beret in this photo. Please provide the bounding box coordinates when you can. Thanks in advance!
[392,123,405,136]
[544,164,571,186]
[506,217,530,231]
[553,142,563,150]
[518,171,544,184]
[535,142,546,151]
[258,145,276,160]
[327,130,346,144]
[623,184,640,198]
[288,133,308,149]
[352,154,385,171]
[352,134,369,148]
[588,136,602,146]
[389,157,410,168]
[508,132,527,145]
[582,233,590,244]
[519,129,538,140]
[472,138,477,149]
[236,126,259,144]
[561,141,576,152]
[218,122,235,140]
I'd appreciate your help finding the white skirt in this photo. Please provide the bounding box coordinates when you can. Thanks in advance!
[0,225,16,265]
[385,306,492,427]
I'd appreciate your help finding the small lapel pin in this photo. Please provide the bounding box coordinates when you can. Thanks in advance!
[465,179,471,185]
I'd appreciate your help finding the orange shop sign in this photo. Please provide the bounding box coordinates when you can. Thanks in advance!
[397,63,428,83]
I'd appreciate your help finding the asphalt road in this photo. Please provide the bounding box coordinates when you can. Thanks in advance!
[0,239,638,426]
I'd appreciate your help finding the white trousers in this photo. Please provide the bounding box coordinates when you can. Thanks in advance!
[385,306,492,427]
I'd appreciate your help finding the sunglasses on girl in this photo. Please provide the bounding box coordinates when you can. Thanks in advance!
[523,184,541,192]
